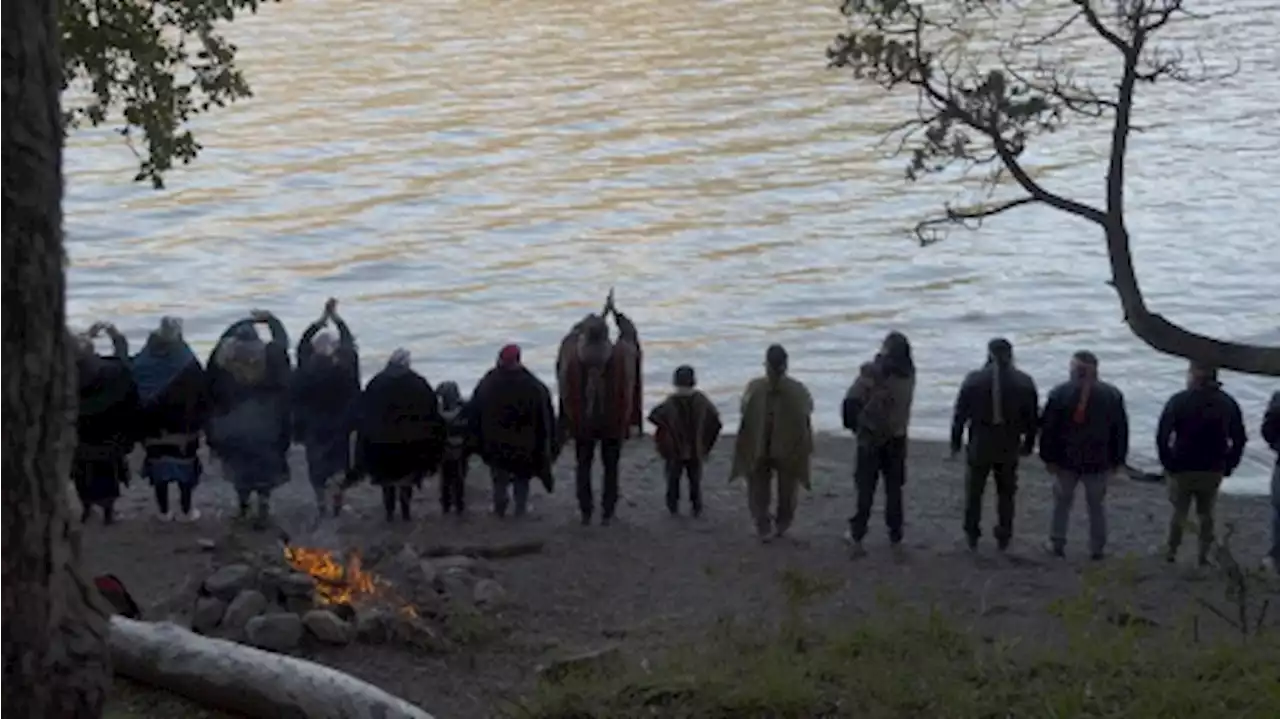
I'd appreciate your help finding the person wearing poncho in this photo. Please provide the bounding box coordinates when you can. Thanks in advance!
[729,344,814,542]
[72,323,143,524]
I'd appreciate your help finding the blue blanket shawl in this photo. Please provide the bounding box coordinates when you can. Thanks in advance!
[133,341,197,404]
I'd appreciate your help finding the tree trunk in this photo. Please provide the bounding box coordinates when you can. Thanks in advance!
[2,0,114,715]
[108,618,436,719]
[1103,224,1280,376]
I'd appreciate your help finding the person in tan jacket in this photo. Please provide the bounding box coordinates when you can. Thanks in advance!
[730,345,815,542]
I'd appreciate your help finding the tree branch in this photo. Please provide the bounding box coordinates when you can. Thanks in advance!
[914,195,1037,246]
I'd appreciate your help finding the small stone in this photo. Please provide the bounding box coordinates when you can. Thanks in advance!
[356,610,391,644]
[196,538,217,552]
[389,614,449,652]
[429,555,477,573]
[244,613,303,652]
[192,596,227,634]
[303,609,353,645]
[279,572,316,598]
[221,589,268,634]
[472,578,506,607]
[537,645,625,683]
[203,564,254,601]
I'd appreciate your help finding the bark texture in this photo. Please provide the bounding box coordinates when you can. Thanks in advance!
[2,0,114,715]
[109,618,436,719]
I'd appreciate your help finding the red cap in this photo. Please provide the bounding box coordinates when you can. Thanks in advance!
[497,344,521,369]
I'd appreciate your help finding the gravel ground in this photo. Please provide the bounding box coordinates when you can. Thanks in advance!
[88,434,1277,718]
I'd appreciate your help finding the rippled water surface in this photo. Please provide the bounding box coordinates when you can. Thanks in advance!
[65,0,1280,492]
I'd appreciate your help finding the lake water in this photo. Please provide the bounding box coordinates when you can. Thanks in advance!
[64,0,1279,493]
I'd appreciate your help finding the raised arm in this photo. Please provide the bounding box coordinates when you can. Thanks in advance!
[296,319,326,366]
[103,324,129,360]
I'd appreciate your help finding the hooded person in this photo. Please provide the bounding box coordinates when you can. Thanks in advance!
[351,349,445,522]
[556,312,641,525]
[648,365,722,517]
[470,343,558,518]
[292,298,361,519]
[436,380,473,515]
[729,344,814,541]
[950,337,1040,551]
[205,310,293,528]
[72,323,143,524]
[133,316,211,522]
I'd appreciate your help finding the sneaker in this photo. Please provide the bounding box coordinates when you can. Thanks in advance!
[177,509,202,523]
[1043,540,1065,558]
[155,510,174,523]
[849,539,867,559]
[966,536,979,552]
[1164,547,1177,564]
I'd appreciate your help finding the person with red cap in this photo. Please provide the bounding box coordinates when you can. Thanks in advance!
[469,343,558,517]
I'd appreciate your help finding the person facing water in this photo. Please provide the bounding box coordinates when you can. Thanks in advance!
[292,298,361,519]
[1262,391,1280,574]
[1038,350,1129,560]
[730,344,815,542]
[206,309,293,529]
[648,365,722,518]
[435,380,472,516]
[951,337,1040,552]
[133,316,211,523]
[1156,362,1248,566]
[350,349,445,522]
[557,310,641,526]
[72,322,142,525]
[470,343,559,518]
[842,331,916,556]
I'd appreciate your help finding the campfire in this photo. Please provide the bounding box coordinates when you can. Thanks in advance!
[282,545,417,618]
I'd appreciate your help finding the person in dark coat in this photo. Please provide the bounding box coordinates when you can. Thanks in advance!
[133,317,210,522]
[351,349,445,522]
[557,312,641,526]
[436,381,472,515]
[73,323,142,525]
[1262,391,1280,573]
[950,338,1040,551]
[206,310,293,528]
[1156,362,1248,566]
[470,344,558,518]
[292,298,361,519]
[648,365,721,517]
[1038,350,1128,560]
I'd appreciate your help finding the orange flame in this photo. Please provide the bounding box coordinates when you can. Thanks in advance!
[282,545,418,618]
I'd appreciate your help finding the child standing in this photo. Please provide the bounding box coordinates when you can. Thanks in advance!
[647,366,722,517]
[436,381,472,515]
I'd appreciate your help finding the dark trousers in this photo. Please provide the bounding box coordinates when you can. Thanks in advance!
[848,436,907,543]
[155,483,194,515]
[440,458,468,513]
[964,459,1019,547]
[575,437,622,519]
[665,458,704,515]
[381,485,415,521]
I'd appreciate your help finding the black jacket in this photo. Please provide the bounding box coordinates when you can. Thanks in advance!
[1155,384,1247,475]
[1259,391,1279,467]
[469,365,558,487]
[950,363,1039,463]
[1038,379,1128,474]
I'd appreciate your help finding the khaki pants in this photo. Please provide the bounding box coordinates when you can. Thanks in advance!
[748,459,799,538]
[1166,471,1223,558]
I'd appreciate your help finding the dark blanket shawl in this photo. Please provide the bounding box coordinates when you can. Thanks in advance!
[354,366,445,484]
[133,338,209,440]
[470,366,557,490]
[292,353,361,483]
[648,390,722,463]
[556,331,640,442]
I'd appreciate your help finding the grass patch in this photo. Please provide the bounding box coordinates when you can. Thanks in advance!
[509,566,1280,719]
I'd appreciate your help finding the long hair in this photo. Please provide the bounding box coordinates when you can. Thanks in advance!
[879,331,914,378]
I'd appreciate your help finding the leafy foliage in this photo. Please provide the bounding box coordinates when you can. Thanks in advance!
[61,0,275,188]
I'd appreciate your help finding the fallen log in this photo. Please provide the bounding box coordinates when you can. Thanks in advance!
[108,617,434,719]
[421,539,545,560]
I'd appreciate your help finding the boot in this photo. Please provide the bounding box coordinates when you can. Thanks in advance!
[399,487,413,522]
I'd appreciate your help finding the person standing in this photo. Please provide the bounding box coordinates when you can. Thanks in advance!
[648,365,722,517]
[73,323,143,525]
[951,338,1040,551]
[1038,351,1128,560]
[470,344,559,518]
[1156,362,1248,565]
[730,344,815,542]
[1262,391,1280,573]
[842,332,916,556]
[435,380,472,516]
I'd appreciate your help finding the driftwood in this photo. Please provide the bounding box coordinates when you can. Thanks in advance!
[108,617,434,719]
[421,539,545,560]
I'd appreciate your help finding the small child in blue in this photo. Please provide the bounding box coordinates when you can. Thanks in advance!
[436,381,472,515]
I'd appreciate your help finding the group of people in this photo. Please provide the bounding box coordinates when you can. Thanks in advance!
[69,298,1279,571]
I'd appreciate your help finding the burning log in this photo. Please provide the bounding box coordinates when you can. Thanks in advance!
[108,616,435,719]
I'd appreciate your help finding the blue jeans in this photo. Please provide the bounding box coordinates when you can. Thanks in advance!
[491,467,530,517]
[1050,471,1108,555]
